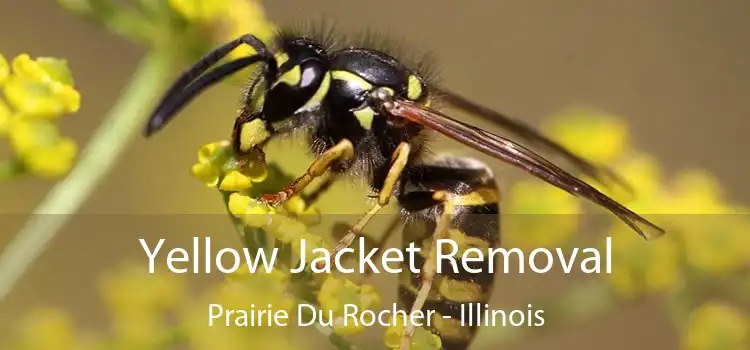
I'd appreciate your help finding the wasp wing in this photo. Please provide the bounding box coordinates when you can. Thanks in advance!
[434,87,632,193]
[383,98,665,240]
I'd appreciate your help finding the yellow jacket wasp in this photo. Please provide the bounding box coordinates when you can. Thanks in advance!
[144,25,665,350]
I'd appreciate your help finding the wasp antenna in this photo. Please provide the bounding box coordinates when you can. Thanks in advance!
[144,56,268,136]
[434,86,635,194]
[144,34,276,137]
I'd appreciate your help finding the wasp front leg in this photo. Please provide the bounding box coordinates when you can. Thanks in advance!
[259,139,355,205]
[326,142,412,258]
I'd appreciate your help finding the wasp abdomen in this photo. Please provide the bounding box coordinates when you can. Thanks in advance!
[397,156,500,350]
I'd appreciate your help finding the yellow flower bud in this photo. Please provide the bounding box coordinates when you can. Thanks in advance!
[18,308,77,350]
[197,141,225,163]
[317,276,380,335]
[543,108,630,164]
[0,98,12,135]
[4,54,80,118]
[283,196,307,215]
[0,54,8,85]
[604,226,681,298]
[222,0,277,60]
[3,75,80,118]
[190,162,219,187]
[272,219,309,243]
[8,118,60,155]
[24,137,77,178]
[384,315,442,350]
[505,180,581,248]
[682,215,750,274]
[684,301,749,350]
[168,0,227,23]
[219,170,253,191]
[227,192,252,217]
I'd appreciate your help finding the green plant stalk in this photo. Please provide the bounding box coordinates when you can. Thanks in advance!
[0,50,173,302]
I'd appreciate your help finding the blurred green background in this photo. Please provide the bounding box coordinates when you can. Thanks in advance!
[0,0,748,349]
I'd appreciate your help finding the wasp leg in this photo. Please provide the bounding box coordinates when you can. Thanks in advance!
[260,139,354,205]
[327,142,411,258]
[399,194,456,350]
[301,172,340,208]
[357,215,403,282]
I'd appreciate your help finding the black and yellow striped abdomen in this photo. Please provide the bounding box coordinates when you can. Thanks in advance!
[397,157,500,350]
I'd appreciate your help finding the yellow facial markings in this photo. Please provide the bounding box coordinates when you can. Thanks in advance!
[239,119,270,152]
[275,65,301,87]
[353,107,376,129]
[331,70,373,90]
[407,75,423,100]
[274,52,290,67]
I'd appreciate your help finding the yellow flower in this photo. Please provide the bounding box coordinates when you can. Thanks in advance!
[384,315,442,350]
[0,98,12,135]
[584,152,665,206]
[283,195,322,226]
[505,180,582,248]
[0,53,8,85]
[219,0,277,59]
[283,196,307,215]
[168,0,227,23]
[667,170,732,214]
[681,214,750,274]
[7,118,78,178]
[4,54,80,118]
[100,264,186,320]
[543,108,631,164]
[23,136,77,178]
[191,162,220,186]
[227,192,253,216]
[181,273,296,350]
[684,301,748,350]
[317,276,381,335]
[190,141,267,188]
[604,225,681,298]
[227,192,276,227]
[16,308,78,350]
[219,170,253,191]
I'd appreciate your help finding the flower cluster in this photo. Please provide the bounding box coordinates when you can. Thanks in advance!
[0,53,80,179]
[168,0,278,54]
[58,0,277,68]
[189,140,406,348]
[526,107,750,349]
[3,262,307,350]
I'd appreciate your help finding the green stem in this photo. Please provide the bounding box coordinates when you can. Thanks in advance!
[0,50,173,302]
